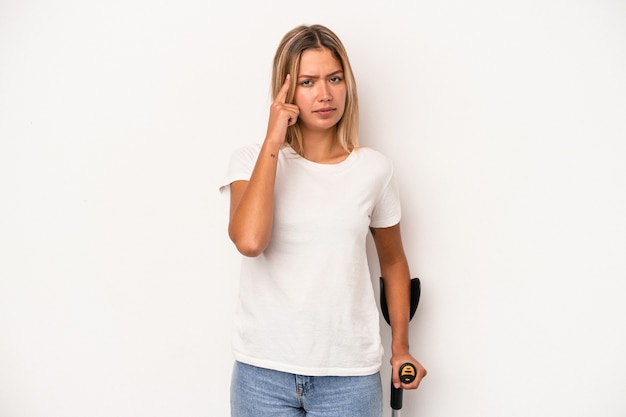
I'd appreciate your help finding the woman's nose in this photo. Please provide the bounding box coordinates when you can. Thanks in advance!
[318,83,332,102]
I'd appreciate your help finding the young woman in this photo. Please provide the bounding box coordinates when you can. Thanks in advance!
[221,24,426,417]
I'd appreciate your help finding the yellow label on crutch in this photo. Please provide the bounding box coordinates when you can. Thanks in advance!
[399,363,416,383]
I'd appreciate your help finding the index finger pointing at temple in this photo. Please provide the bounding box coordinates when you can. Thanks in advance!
[275,74,291,104]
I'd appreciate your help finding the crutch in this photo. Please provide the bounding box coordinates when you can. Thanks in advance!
[380,276,421,417]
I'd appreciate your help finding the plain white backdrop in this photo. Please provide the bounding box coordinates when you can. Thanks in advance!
[1,1,625,416]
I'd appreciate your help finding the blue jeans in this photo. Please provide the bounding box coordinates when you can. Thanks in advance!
[230,361,383,417]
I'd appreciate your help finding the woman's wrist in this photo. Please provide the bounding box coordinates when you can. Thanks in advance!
[391,340,410,356]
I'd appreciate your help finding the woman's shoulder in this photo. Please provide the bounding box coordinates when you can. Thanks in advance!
[230,142,262,157]
[226,143,264,166]
[354,146,394,167]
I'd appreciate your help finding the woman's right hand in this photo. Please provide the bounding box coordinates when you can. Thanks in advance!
[266,74,300,146]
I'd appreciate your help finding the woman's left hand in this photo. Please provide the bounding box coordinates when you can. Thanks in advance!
[390,352,427,390]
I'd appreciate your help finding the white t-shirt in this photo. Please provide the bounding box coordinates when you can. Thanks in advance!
[220,144,401,376]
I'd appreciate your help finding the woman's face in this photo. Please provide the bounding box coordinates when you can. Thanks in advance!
[294,48,347,134]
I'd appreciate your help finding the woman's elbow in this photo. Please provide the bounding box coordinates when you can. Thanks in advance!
[229,232,267,257]
[235,241,265,257]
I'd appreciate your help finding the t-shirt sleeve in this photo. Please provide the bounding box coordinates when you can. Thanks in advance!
[219,144,261,194]
[369,159,402,228]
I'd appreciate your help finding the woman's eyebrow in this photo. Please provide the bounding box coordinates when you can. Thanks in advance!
[297,70,344,79]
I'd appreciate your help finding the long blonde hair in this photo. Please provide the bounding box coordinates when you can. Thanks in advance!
[271,24,359,154]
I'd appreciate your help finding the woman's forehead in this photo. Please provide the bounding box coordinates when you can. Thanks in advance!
[298,48,342,74]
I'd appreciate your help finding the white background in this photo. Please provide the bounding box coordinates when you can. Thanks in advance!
[1,1,625,416]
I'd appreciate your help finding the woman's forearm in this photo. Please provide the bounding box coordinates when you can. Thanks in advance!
[228,140,282,257]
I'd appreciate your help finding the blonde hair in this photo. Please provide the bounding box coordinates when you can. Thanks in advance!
[271,24,359,154]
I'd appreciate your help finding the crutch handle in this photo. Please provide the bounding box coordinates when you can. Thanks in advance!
[391,363,416,410]
[399,362,417,384]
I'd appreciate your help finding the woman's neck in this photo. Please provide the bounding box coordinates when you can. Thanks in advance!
[299,130,349,164]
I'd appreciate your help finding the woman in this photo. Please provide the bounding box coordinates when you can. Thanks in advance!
[221,24,426,417]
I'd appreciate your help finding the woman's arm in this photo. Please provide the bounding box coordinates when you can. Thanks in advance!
[228,75,299,257]
[371,223,427,389]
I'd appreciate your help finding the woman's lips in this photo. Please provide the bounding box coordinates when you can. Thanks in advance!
[315,107,336,117]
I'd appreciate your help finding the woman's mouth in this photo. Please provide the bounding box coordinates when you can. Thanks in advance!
[315,107,336,117]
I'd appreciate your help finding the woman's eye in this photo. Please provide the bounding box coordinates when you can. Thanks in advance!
[330,76,342,83]
[300,80,313,86]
